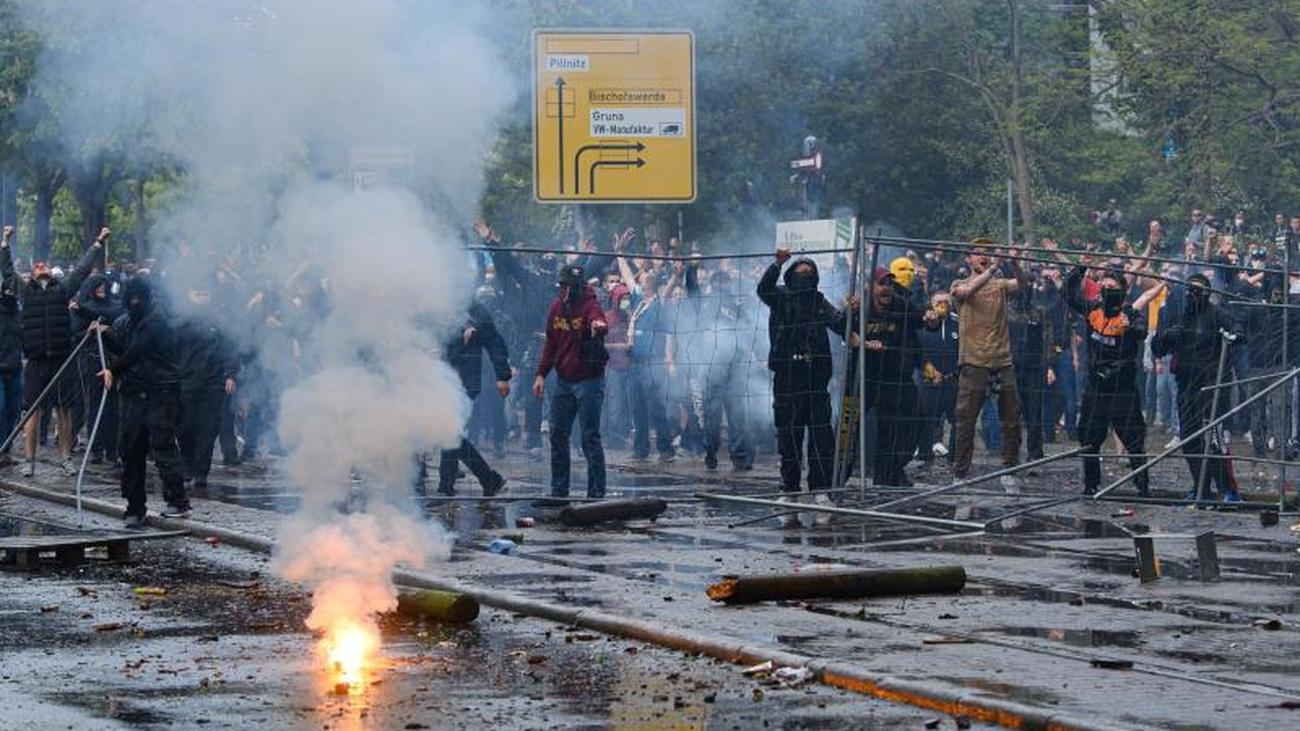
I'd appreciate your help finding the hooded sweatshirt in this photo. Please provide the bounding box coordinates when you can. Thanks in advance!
[536,283,608,382]
[756,257,848,388]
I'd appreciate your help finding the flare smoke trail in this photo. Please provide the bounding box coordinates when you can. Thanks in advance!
[16,0,514,670]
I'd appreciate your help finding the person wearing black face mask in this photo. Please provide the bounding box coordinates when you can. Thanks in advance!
[758,249,856,499]
[1152,273,1244,502]
[1066,266,1165,496]
[95,275,191,527]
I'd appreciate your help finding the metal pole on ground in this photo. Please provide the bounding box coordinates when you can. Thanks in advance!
[696,491,983,530]
[870,447,1083,511]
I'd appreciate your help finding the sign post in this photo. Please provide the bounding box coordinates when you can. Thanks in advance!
[533,29,696,203]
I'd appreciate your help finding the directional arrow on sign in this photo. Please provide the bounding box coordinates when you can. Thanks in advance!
[555,77,567,194]
[588,157,647,195]
[573,141,646,195]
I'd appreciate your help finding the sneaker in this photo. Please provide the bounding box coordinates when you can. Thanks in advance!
[482,473,507,498]
[1165,436,1181,449]
[122,514,146,530]
[704,452,718,470]
[20,462,34,477]
[1222,490,1243,504]
[60,459,76,477]
[1000,475,1020,494]
[160,504,192,519]
[1242,431,1252,445]
[932,442,949,457]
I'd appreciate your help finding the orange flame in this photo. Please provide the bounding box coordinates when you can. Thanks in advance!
[321,617,380,691]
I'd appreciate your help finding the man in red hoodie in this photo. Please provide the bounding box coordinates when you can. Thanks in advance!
[533,265,610,498]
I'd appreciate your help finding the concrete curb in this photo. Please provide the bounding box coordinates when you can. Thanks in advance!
[1,478,1132,731]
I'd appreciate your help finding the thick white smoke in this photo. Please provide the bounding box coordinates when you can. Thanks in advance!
[17,0,514,669]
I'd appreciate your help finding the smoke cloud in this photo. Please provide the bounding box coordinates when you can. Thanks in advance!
[16,0,515,668]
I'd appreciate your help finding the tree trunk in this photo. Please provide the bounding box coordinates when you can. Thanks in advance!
[78,193,107,250]
[132,177,148,262]
[33,181,55,262]
[1006,0,1037,247]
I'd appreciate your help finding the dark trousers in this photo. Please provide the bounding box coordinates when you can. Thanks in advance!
[549,376,606,498]
[120,390,188,517]
[703,372,753,467]
[1015,364,1045,459]
[1178,378,1236,497]
[916,381,957,462]
[1077,385,1148,493]
[867,379,919,487]
[180,387,224,482]
[628,362,674,458]
[773,366,834,493]
[0,368,21,453]
[438,437,498,493]
[85,362,119,459]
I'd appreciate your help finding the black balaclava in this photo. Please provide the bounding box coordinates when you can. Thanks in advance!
[123,276,152,317]
[1101,275,1126,316]
[783,258,820,293]
[1186,274,1211,311]
[559,265,585,304]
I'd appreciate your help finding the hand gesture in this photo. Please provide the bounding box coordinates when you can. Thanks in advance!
[2,225,13,243]
[864,339,885,352]
[472,219,492,240]
[225,377,237,395]
[96,227,111,244]
[775,247,791,264]
[97,368,114,390]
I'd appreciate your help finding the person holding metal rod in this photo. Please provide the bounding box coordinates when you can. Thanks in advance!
[1,224,106,477]
[1151,273,1245,503]
[93,276,191,525]
[949,239,1027,484]
[1051,238,1166,496]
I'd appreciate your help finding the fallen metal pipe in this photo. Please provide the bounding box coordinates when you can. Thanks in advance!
[696,492,983,530]
[558,498,668,527]
[706,566,966,605]
[871,447,1084,511]
[393,588,479,623]
[1093,367,1300,500]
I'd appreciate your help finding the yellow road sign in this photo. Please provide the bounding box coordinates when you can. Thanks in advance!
[533,29,695,203]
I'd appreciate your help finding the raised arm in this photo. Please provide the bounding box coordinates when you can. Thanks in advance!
[1063,265,1090,315]
[950,264,996,302]
[756,249,790,307]
[67,227,109,295]
[1,225,16,281]
[1130,281,1167,313]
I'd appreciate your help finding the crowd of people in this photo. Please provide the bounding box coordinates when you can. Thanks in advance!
[0,203,1296,528]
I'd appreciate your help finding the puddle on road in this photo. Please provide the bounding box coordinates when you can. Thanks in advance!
[990,625,1142,648]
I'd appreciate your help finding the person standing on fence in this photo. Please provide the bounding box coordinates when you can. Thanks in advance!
[1,224,106,477]
[757,248,855,496]
[949,240,1027,483]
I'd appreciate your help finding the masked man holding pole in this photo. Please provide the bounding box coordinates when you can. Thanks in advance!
[1,224,106,477]
[533,265,609,499]
[949,240,1027,482]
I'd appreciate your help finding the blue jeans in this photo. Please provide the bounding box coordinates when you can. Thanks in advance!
[550,376,606,497]
[0,369,20,452]
[628,362,674,458]
[1156,371,1178,431]
[981,396,1002,451]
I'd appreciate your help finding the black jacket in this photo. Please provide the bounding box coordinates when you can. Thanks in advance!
[862,295,935,385]
[757,258,849,388]
[1066,266,1144,390]
[105,280,181,394]
[75,274,125,359]
[1,241,100,360]
[176,314,240,393]
[920,313,960,381]
[444,303,510,399]
[1152,295,1242,385]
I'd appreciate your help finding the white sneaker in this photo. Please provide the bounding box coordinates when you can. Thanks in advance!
[1165,436,1180,449]
[933,442,949,457]
[20,462,34,477]
[1000,475,1020,494]
[1242,431,1252,444]
[60,459,76,477]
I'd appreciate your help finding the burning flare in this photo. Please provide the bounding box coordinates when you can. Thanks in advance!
[322,617,380,690]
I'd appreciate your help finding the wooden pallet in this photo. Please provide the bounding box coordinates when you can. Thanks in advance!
[0,530,186,570]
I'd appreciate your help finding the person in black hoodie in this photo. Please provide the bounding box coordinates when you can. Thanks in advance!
[175,283,239,490]
[1066,265,1164,496]
[757,248,854,495]
[74,271,125,465]
[437,301,511,496]
[1,225,106,476]
[916,289,959,467]
[95,276,190,527]
[1152,273,1244,502]
[0,226,21,464]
